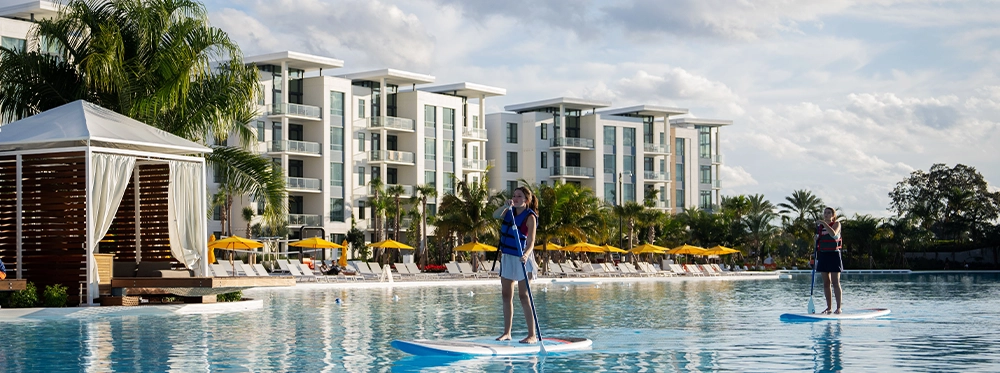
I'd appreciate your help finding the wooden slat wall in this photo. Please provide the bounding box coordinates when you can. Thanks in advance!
[101,164,175,267]
[0,155,17,267]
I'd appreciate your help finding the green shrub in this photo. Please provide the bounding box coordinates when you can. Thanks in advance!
[42,284,68,307]
[217,291,242,302]
[7,282,40,308]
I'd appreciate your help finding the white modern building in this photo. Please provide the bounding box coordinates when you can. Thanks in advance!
[211,51,505,243]
[485,98,731,212]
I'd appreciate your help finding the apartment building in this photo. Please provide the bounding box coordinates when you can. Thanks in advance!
[212,51,505,244]
[485,98,731,212]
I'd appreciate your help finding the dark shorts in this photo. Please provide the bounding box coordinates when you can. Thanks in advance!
[816,250,843,273]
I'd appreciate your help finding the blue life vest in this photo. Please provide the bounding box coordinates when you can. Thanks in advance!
[816,223,842,252]
[499,208,536,257]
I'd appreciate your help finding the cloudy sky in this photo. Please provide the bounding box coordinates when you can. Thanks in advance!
[203,0,999,217]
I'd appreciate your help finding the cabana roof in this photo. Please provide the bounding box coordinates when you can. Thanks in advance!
[0,100,211,155]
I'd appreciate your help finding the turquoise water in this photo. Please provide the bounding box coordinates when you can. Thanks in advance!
[2,273,999,372]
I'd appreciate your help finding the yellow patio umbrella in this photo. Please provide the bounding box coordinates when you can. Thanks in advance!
[454,242,498,252]
[536,242,562,251]
[630,243,669,254]
[563,242,605,253]
[289,237,345,249]
[602,244,628,253]
[339,239,349,268]
[368,239,414,249]
[207,234,217,265]
[703,245,740,256]
[666,244,707,255]
[208,236,263,276]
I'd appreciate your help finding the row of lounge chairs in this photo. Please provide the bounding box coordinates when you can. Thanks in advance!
[542,260,741,278]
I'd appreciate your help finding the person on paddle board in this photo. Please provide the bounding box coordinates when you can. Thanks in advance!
[815,207,843,314]
[492,186,539,344]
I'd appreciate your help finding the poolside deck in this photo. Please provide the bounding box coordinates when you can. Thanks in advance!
[110,276,295,298]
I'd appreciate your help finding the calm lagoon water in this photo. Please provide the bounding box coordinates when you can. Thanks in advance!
[2,273,999,372]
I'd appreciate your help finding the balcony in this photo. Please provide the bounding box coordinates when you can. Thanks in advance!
[365,216,415,231]
[462,159,488,171]
[369,184,415,198]
[359,116,416,131]
[269,140,321,155]
[713,179,721,189]
[288,214,323,226]
[649,200,671,209]
[462,127,488,141]
[643,171,671,181]
[369,150,415,165]
[712,154,723,164]
[550,166,595,178]
[267,103,322,119]
[551,137,595,149]
[286,177,321,191]
[643,143,671,154]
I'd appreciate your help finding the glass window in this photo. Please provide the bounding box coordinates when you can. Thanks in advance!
[358,167,365,186]
[256,121,265,142]
[472,115,479,128]
[566,153,580,167]
[212,205,221,220]
[330,91,344,117]
[444,172,455,194]
[272,122,282,142]
[605,183,616,205]
[507,152,518,172]
[604,126,615,146]
[624,185,635,203]
[425,138,436,160]
[700,166,712,184]
[358,200,366,219]
[623,128,635,147]
[257,200,264,215]
[675,163,684,183]
[425,171,436,188]
[507,181,518,196]
[644,157,654,172]
[507,122,518,143]
[699,127,711,158]
[700,191,712,210]
[676,189,685,209]
[331,163,343,187]
[675,137,685,155]
[330,127,343,152]
[623,155,634,174]
[541,123,548,140]
[443,140,454,163]
[540,152,547,169]
[566,117,580,138]
[660,186,666,202]
[358,132,365,152]
[1,37,25,52]
[387,135,398,151]
[358,99,365,118]
[643,118,654,144]
[424,105,436,128]
[330,198,344,222]
[604,155,615,174]
[443,108,455,130]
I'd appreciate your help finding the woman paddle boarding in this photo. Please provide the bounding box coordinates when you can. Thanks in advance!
[492,186,539,344]
[815,207,843,314]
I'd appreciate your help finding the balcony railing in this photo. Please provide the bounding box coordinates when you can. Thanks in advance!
[551,137,595,149]
[267,103,322,119]
[286,177,321,191]
[269,140,321,154]
[288,214,323,226]
[462,159,488,171]
[551,166,595,177]
[643,171,671,181]
[713,179,721,189]
[369,150,415,164]
[462,127,488,140]
[369,184,415,197]
[643,143,671,154]
[368,116,416,131]
[712,154,723,164]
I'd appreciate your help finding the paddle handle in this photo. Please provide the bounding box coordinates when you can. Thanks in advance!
[509,208,545,354]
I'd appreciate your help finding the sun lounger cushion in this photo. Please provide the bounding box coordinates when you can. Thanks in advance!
[137,261,173,277]
[113,261,138,277]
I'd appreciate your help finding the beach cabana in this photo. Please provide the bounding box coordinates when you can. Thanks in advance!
[0,100,210,305]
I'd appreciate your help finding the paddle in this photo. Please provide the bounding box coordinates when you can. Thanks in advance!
[508,207,546,355]
[808,232,819,314]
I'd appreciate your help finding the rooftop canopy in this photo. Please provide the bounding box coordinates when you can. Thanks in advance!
[504,97,612,114]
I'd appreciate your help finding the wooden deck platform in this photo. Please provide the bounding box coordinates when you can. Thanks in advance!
[1,279,27,292]
[110,276,295,297]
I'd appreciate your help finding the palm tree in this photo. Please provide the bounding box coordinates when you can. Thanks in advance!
[436,177,502,255]
[777,190,823,256]
[241,206,254,238]
[0,0,287,226]
[386,184,407,241]
[613,202,645,250]
[413,183,437,268]
[367,178,387,261]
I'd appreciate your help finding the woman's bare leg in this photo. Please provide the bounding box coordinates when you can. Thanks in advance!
[831,272,843,313]
[497,278,514,341]
[821,272,833,314]
[517,280,537,344]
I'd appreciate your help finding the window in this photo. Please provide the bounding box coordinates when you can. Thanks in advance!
[623,128,635,147]
[541,123,548,140]
[387,135,398,151]
[540,152,547,169]
[358,99,366,118]
[256,121,265,142]
[358,132,366,152]
[507,122,518,143]
[699,126,712,159]
[358,167,365,186]
[660,159,666,175]
[675,137,685,155]
[507,152,518,172]
[566,118,580,138]
[700,191,712,210]
[330,127,343,152]
[700,166,712,184]
[624,185,635,203]
[358,200,366,219]
[425,171,436,188]
[675,163,684,183]
[212,205,221,220]
[444,172,455,194]
[330,163,343,187]
[566,153,581,167]
[644,157,654,172]
[387,168,398,185]
[1,37,25,52]
[330,198,344,222]
[604,155,615,174]
[272,122,282,142]
[424,105,436,128]
[623,155,634,175]
[443,108,455,130]
[427,203,437,217]
[604,126,616,146]
[443,140,454,163]
[605,183,615,205]
[643,118,654,144]
[507,181,518,196]
[676,189,685,209]
[257,200,264,215]
[330,91,345,117]
[425,138,436,160]
[213,164,222,183]
[660,187,666,202]
[472,115,479,128]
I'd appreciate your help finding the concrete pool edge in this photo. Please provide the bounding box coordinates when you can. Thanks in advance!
[0,299,264,322]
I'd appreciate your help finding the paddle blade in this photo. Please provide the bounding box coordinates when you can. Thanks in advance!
[807,296,816,314]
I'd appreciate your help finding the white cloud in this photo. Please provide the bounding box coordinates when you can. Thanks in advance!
[720,165,758,189]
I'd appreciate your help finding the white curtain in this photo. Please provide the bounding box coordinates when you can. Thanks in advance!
[88,153,136,287]
[168,161,206,270]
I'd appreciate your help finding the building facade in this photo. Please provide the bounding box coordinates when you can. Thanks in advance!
[485,98,731,212]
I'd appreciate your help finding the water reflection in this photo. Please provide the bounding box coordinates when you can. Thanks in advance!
[812,322,842,373]
[392,354,543,372]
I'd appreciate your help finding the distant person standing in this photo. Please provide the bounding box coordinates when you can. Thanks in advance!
[492,186,539,344]
[815,207,843,314]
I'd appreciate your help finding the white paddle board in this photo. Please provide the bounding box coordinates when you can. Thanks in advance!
[392,336,592,356]
[780,308,890,321]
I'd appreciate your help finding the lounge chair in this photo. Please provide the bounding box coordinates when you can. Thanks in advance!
[403,263,437,280]
[602,262,624,277]
[394,263,416,279]
[457,262,484,278]
[253,264,273,277]
[446,262,475,278]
